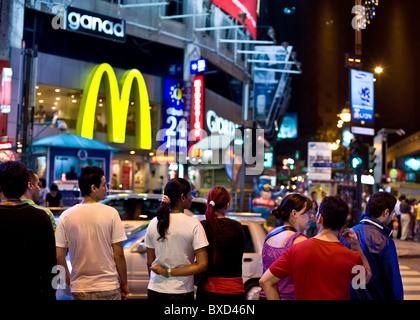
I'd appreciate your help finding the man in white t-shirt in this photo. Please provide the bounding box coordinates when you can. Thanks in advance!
[56,166,128,300]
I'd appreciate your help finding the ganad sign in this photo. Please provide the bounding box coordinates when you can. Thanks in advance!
[52,6,125,42]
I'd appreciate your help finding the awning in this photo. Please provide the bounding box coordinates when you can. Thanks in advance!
[190,135,234,151]
[32,134,121,151]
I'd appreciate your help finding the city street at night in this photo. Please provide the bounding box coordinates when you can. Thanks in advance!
[1,0,420,311]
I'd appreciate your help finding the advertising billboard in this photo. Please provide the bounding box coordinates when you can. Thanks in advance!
[350,69,374,126]
[162,78,188,154]
[277,112,297,139]
[307,142,332,181]
[212,0,257,40]
[253,45,293,126]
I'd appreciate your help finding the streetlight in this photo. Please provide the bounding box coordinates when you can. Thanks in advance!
[338,108,351,123]
[374,66,383,74]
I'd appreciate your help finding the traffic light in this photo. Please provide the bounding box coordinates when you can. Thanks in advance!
[350,138,368,172]
[368,146,376,172]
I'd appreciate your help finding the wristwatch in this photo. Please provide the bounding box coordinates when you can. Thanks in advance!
[167,268,172,277]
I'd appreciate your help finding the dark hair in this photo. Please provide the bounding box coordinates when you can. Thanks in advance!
[272,193,312,223]
[39,178,46,188]
[156,178,191,241]
[78,166,104,196]
[205,186,231,263]
[27,169,38,184]
[365,191,397,219]
[0,161,30,199]
[318,196,349,231]
[50,183,59,192]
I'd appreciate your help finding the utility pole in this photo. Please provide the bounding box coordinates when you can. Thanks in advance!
[18,47,37,167]
[355,0,363,56]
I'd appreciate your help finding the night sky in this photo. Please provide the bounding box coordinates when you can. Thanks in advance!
[260,0,420,148]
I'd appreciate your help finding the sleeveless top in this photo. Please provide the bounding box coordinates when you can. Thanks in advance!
[260,231,306,300]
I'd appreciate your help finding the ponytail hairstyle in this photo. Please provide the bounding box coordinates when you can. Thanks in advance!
[272,193,312,223]
[156,177,191,241]
[205,186,231,263]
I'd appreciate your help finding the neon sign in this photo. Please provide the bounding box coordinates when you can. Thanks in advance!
[66,7,125,42]
[0,67,12,114]
[191,75,204,141]
[162,78,188,153]
[76,63,151,150]
[190,59,207,74]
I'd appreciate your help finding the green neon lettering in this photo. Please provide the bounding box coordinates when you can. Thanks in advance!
[76,63,151,149]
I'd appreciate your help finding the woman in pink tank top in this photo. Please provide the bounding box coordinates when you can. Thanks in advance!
[259,193,313,300]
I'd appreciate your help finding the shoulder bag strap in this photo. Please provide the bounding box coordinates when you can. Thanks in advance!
[264,225,297,243]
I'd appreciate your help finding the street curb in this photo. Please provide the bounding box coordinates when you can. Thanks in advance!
[398,254,420,259]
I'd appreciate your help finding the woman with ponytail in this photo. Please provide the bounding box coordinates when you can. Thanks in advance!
[144,178,209,301]
[259,193,312,300]
[196,186,246,301]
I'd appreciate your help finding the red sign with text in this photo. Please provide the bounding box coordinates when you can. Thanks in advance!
[212,0,257,40]
[191,75,204,141]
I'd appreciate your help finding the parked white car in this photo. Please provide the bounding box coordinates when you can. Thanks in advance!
[100,193,208,232]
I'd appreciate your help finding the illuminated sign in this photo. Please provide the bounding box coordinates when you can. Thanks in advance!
[350,69,374,125]
[190,59,207,74]
[277,113,298,140]
[191,75,204,141]
[0,141,13,150]
[152,155,176,164]
[66,7,125,42]
[162,78,188,153]
[351,126,375,136]
[212,0,257,40]
[264,152,273,168]
[206,110,236,136]
[76,63,151,149]
[0,67,12,114]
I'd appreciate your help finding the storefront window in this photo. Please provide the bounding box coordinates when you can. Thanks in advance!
[34,83,161,142]
[54,156,104,181]
[121,160,132,190]
[35,155,47,179]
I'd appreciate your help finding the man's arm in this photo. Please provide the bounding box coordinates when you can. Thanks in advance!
[259,269,281,300]
[56,246,71,289]
[112,241,129,299]
[342,229,372,284]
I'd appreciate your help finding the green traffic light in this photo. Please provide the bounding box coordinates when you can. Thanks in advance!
[352,157,363,169]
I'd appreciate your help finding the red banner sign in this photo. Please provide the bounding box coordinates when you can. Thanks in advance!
[0,141,13,150]
[191,75,204,141]
[212,0,257,40]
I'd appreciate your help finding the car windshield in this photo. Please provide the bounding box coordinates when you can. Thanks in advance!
[123,222,150,249]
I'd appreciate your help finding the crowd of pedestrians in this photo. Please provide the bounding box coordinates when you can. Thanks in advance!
[0,160,407,300]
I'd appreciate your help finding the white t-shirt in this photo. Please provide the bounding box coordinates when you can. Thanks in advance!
[145,213,208,294]
[55,203,127,293]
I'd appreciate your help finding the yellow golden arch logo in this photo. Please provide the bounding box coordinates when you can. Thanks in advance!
[76,63,151,149]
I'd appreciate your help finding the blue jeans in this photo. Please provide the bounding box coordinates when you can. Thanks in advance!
[71,288,121,300]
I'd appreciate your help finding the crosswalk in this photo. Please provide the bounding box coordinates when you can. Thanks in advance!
[400,265,420,300]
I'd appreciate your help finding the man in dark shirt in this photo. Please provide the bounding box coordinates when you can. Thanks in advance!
[0,161,56,300]
[341,191,403,300]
